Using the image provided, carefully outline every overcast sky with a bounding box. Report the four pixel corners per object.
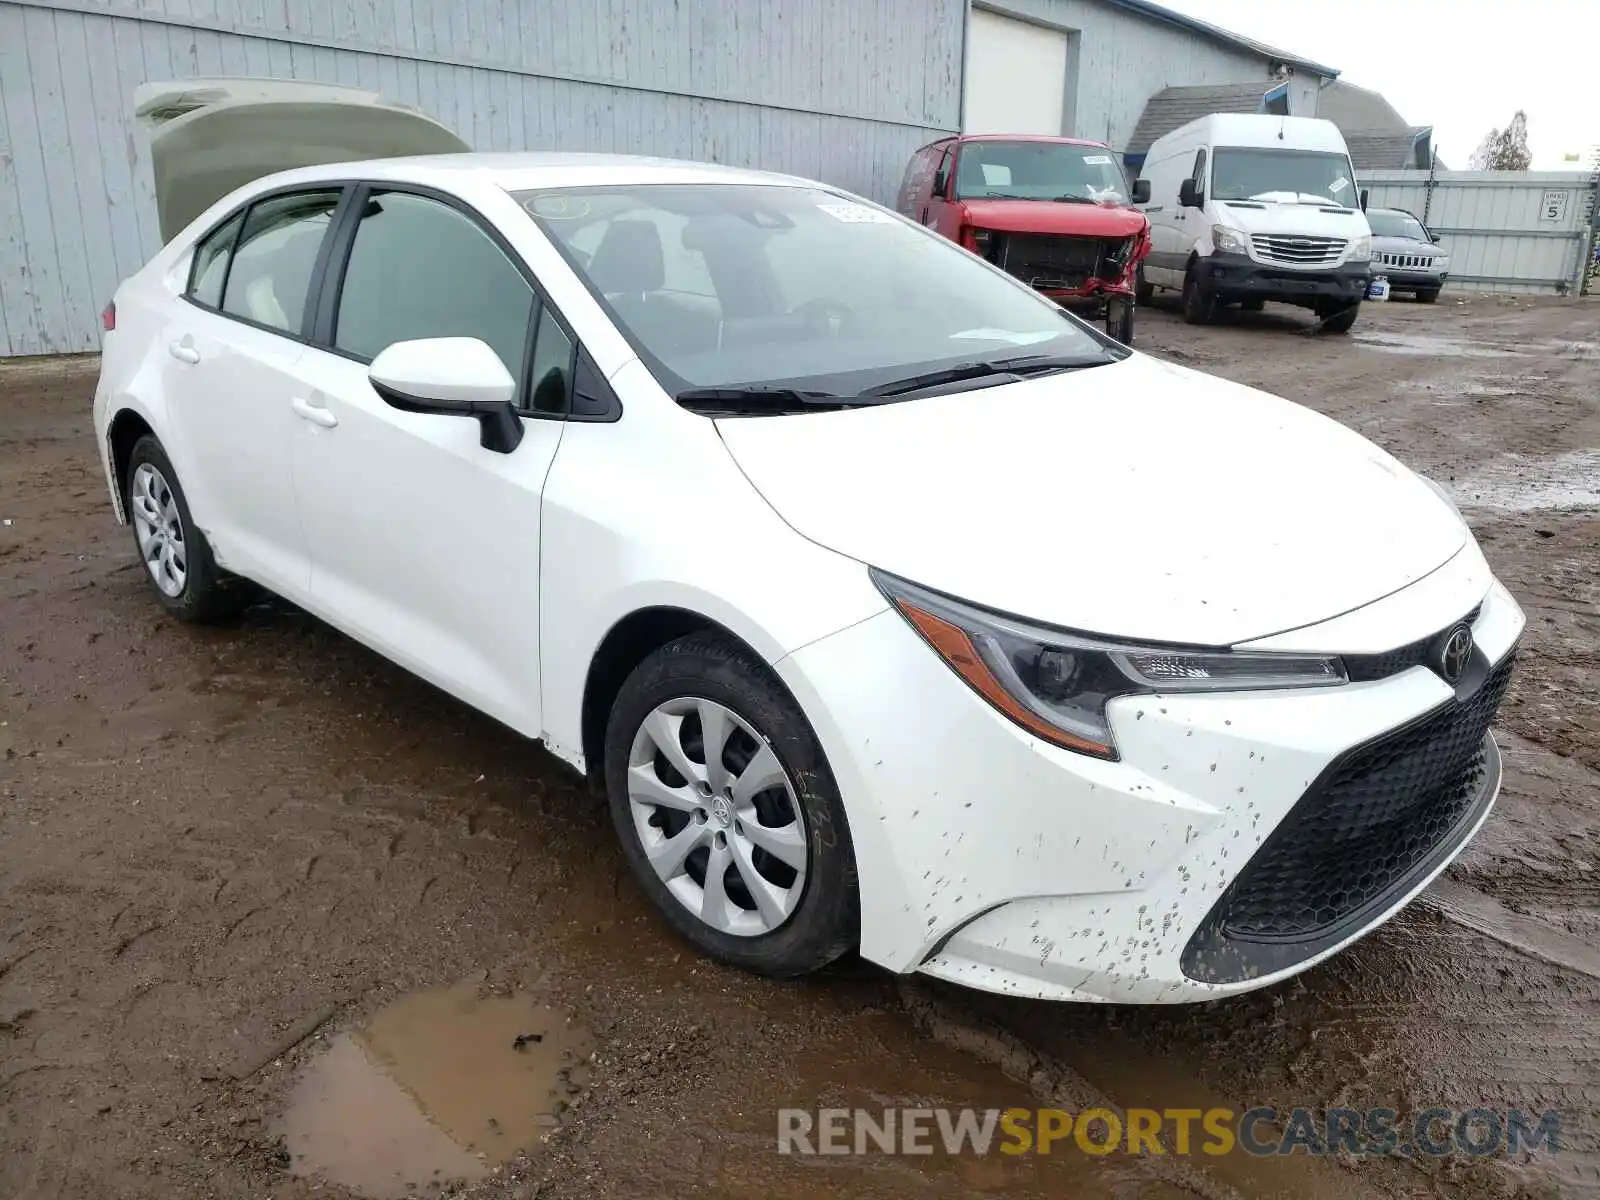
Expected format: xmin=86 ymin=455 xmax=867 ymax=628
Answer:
xmin=1156 ymin=0 xmax=1597 ymax=170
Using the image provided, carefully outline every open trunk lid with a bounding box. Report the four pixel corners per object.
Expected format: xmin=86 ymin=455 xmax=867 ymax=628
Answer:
xmin=136 ymin=78 xmax=470 ymax=242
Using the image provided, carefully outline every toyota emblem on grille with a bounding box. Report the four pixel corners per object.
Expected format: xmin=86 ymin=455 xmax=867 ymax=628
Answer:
xmin=1435 ymin=624 xmax=1474 ymax=683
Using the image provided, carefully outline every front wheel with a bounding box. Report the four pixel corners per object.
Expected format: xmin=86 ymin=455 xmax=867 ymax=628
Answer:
xmin=1181 ymin=273 xmax=1216 ymax=325
xmin=1415 ymin=288 xmax=1440 ymax=304
xmin=1106 ymin=296 xmax=1135 ymax=345
xmin=1316 ymin=302 xmax=1361 ymax=333
xmin=603 ymin=633 xmax=859 ymax=977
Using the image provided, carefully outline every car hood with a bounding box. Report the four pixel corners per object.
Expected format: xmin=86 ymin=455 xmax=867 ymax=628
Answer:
xmin=714 ymin=354 xmax=1468 ymax=646
xmin=1213 ymin=200 xmax=1370 ymax=238
xmin=958 ymin=198 xmax=1146 ymax=238
xmin=1372 ymin=235 xmax=1442 ymax=256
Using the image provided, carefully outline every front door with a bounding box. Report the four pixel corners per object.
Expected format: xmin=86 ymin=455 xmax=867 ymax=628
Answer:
xmin=291 ymin=187 xmax=568 ymax=735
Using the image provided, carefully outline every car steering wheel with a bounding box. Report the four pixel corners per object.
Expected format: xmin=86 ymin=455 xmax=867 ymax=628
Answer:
xmin=791 ymin=297 xmax=856 ymax=339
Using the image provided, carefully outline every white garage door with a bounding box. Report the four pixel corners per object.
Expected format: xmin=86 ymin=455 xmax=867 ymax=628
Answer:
xmin=963 ymin=9 xmax=1070 ymax=136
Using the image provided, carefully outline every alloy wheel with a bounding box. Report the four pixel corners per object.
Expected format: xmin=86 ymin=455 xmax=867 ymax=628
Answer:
xmin=626 ymin=696 xmax=809 ymax=937
xmin=129 ymin=462 xmax=187 ymax=597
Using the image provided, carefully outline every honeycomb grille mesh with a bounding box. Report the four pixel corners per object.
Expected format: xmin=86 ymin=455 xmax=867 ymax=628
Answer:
xmin=1219 ymin=655 xmax=1515 ymax=940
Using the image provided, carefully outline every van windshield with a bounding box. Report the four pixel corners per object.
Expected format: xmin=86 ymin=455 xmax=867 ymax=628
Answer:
xmin=517 ymin=183 xmax=1117 ymax=408
xmin=1210 ymin=148 xmax=1358 ymax=207
xmin=953 ymin=141 xmax=1129 ymax=204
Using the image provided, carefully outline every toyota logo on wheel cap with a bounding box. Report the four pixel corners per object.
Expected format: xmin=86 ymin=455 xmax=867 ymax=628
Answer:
xmin=1435 ymin=624 xmax=1474 ymax=683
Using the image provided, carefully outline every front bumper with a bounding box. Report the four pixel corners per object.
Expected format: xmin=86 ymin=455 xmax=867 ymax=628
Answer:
xmin=1380 ymin=268 xmax=1448 ymax=290
xmin=775 ymin=551 xmax=1524 ymax=1003
xmin=1199 ymin=251 xmax=1370 ymax=305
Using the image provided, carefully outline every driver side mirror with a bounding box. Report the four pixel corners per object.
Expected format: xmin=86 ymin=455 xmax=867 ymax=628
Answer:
xmin=369 ymin=337 xmax=524 ymax=455
xmin=1178 ymin=178 xmax=1203 ymax=209
xmin=1131 ymin=178 xmax=1151 ymax=204
xmin=932 ymin=168 xmax=949 ymax=199
xmin=1359 ymin=188 xmax=1370 ymax=211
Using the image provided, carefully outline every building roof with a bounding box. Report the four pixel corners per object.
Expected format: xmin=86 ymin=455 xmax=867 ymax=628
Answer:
xmin=1315 ymin=81 xmax=1408 ymax=131
xmin=1124 ymin=82 xmax=1274 ymax=154
xmin=1344 ymin=129 xmax=1433 ymax=171
xmin=1095 ymin=0 xmax=1339 ymax=79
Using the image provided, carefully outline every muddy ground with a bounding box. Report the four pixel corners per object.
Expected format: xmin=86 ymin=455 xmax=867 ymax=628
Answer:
xmin=2 ymin=295 xmax=1597 ymax=1200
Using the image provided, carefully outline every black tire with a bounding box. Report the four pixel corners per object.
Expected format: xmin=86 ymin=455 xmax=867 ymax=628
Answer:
xmin=124 ymin=434 xmax=254 ymax=622
xmin=1239 ymin=297 xmax=1266 ymax=312
xmin=1316 ymin=302 xmax=1361 ymax=334
xmin=1415 ymin=288 xmax=1440 ymax=304
xmin=1106 ymin=296 xmax=1134 ymax=345
xmin=603 ymin=632 xmax=859 ymax=977
xmin=1134 ymin=266 xmax=1154 ymax=305
xmin=1181 ymin=271 xmax=1216 ymax=325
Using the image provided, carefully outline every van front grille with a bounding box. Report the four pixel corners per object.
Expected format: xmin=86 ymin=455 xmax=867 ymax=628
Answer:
xmin=1251 ymin=234 xmax=1346 ymax=267
xmin=997 ymin=234 xmax=1125 ymax=291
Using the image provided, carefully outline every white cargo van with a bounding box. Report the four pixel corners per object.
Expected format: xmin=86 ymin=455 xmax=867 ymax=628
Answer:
xmin=1133 ymin=115 xmax=1372 ymax=332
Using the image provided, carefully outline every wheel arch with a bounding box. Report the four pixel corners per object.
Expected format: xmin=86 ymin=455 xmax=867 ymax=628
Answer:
xmin=579 ymin=605 xmax=773 ymax=784
xmin=106 ymin=407 xmax=158 ymax=521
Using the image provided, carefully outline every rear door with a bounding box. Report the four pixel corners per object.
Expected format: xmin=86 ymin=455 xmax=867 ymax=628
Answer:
xmin=289 ymin=185 xmax=571 ymax=735
xmin=162 ymin=185 xmax=346 ymax=593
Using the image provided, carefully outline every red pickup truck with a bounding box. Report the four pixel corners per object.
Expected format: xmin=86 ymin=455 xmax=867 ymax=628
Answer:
xmin=896 ymin=134 xmax=1151 ymax=344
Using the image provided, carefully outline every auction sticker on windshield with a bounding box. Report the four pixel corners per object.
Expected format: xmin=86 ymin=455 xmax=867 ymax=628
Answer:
xmin=816 ymin=202 xmax=896 ymax=224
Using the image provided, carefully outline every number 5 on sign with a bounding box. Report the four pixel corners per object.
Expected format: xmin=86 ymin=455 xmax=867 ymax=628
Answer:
xmin=1540 ymin=190 xmax=1569 ymax=222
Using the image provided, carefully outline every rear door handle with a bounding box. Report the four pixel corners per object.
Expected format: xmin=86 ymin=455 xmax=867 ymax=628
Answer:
xmin=168 ymin=338 xmax=200 ymax=364
xmin=291 ymin=396 xmax=338 ymax=429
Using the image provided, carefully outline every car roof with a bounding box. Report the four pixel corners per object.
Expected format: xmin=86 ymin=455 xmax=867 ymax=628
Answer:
xmin=241 ymin=151 xmax=827 ymax=196
xmin=914 ymin=134 xmax=1112 ymax=153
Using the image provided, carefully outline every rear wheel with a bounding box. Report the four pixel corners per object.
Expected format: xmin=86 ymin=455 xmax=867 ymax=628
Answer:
xmin=1134 ymin=266 xmax=1154 ymax=305
xmin=603 ymin=633 xmax=859 ymax=977
xmin=125 ymin=435 xmax=253 ymax=622
xmin=1415 ymin=288 xmax=1440 ymax=304
xmin=1181 ymin=272 xmax=1216 ymax=325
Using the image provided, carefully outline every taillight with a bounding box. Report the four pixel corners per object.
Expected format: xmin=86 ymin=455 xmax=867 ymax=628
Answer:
xmin=101 ymin=301 xmax=116 ymax=332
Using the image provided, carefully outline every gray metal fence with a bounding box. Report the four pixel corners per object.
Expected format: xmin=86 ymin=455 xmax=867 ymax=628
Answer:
xmin=1359 ymin=169 xmax=1599 ymax=296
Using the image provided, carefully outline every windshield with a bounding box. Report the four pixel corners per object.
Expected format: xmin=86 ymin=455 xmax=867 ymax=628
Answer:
xmin=517 ymin=183 xmax=1115 ymax=402
xmin=953 ymin=140 xmax=1129 ymax=203
xmin=1366 ymin=210 xmax=1429 ymax=241
xmin=1210 ymin=148 xmax=1358 ymax=207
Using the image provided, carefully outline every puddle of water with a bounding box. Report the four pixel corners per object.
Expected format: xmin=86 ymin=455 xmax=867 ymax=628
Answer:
xmin=1450 ymin=449 xmax=1600 ymax=512
xmin=1353 ymin=331 xmax=1528 ymax=358
xmin=283 ymin=980 xmax=591 ymax=1198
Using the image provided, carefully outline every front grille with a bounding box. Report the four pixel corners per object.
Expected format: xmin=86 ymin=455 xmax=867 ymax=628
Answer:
xmin=997 ymin=234 xmax=1123 ymax=290
xmin=1344 ymin=605 xmax=1481 ymax=682
xmin=1251 ymin=234 xmax=1346 ymax=267
xmin=1216 ymin=653 xmax=1515 ymax=942
xmin=1376 ymin=251 xmax=1436 ymax=270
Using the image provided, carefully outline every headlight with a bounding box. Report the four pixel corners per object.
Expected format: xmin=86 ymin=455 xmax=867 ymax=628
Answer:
xmin=1433 ymin=255 xmax=1450 ymax=270
xmin=874 ymin=571 xmax=1347 ymax=760
xmin=1347 ymin=235 xmax=1372 ymax=262
xmin=1212 ymin=225 xmax=1249 ymax=255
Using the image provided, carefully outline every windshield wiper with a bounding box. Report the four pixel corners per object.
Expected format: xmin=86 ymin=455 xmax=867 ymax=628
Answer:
xmin=1053 ymin=194 xmax=1098 ymax=204
xmin=674 ymin=386 xmax=857 ymax=416
xmin=861 ymin=353 xmax=1109 ymax=399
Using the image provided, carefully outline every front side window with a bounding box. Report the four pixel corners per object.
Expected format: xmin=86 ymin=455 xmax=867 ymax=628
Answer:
xmin=188 ymin=212 xmax=243 ymax=308
xmin=1210 ymin=148 xmax=1359 ymax=207
xmin=334 ymin=191 xmax=535 ymax=381
xmin=221 ymin=190 xmax=341 ymax=334
xmin=518 ymin=183 xmax=1113 ymax=402
xmin=954 ymin=140 xmax=1130 ymax=204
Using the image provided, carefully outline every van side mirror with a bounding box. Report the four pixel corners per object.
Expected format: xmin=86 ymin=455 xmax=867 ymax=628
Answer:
xmin=1131 ymin=178 xmax=1151 ymax=204
xmin=933 ymin=168 xmax=949 ymax=198
xmin=369 ymin=336 xmax=524 ymax=454
xmin=1359 ymin=188 xmax=1370 ymax=211
xmin=1178 ymin=178 xmax=1203 ymax=208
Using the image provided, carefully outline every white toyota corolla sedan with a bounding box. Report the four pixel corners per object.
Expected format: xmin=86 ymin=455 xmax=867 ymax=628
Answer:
xmin=94 ymin=129 xmax=1524 ymax=1002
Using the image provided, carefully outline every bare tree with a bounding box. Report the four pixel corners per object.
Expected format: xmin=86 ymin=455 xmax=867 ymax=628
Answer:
xmin=1469 ymin=112 xmax=1533 ymax=171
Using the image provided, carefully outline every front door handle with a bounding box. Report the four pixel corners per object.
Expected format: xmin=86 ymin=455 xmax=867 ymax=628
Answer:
xmin=168 ymin=337 xmax=200 ymax=364
xmin=291 ymin=396 xmax=338 ymax=429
